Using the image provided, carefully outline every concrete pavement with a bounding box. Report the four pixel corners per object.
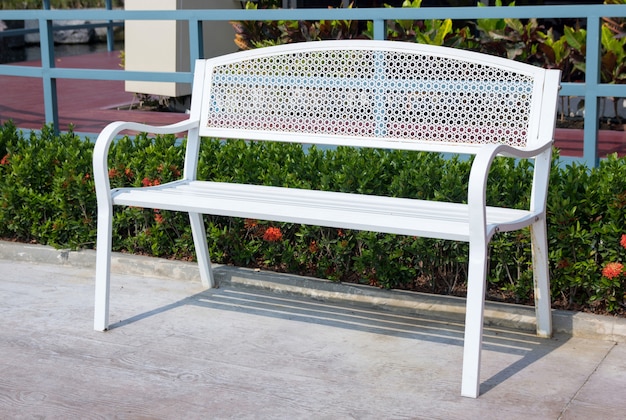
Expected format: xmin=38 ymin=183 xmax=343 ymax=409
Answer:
xmin=0 ymin=241 xmax=625 ymax=419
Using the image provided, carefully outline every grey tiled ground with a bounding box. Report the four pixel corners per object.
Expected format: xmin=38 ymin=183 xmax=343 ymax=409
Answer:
xmin=0 ymin=249 xmax=625 ymax=418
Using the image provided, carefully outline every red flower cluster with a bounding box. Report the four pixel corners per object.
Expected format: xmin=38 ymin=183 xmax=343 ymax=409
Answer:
xmin=142 ymin=177 xmax=161 ymax=187
xmin=244 ymin=219 xmax=259 ymax=229
xmin=602 ymin=262 xmax=624 ymax=279
xmin=108 ymin=167 xmax=134 ymax=180
xmin=154 ymin=209 xmax=164 ymax=225
xmin=263 ymin=226 xmax=283 ymax=242
xmin=157 ymin=163 xmax=181 ymax=178
xmin=600 ymin=235 xmax=626 ymax=279
xmin=0 ymin=154 xmax=9 ymax=165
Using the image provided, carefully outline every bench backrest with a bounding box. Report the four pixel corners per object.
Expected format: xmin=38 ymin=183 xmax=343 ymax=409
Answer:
xmin=192 ymin=40 xmax=560 ymax=156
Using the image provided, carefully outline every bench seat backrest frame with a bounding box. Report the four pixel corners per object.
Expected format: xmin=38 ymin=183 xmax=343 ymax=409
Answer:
xmin=192 ymin=40 xmax=557 ymax=156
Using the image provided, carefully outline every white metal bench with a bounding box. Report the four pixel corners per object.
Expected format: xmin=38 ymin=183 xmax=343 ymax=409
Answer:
xmin=93 ymin=40 xmax=560 ymax=398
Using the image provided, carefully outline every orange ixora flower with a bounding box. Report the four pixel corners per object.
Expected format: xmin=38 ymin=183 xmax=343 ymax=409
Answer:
xmin=620 ymin=234 xmax=626 ymax=250
xmin=263 ymin=226 xmax=283 ymax=242
xmin=170 ymin=165 xmax=181 ymax=177
xmin=602 ymin=262 xmax=624 ymax=279
xmin=154 ymin=209 xmax=164 ymax=225
xmin=142 ymin=177 xmax=160 ymax=187
xmin=1 ymin=154 xmax=10 ymax=165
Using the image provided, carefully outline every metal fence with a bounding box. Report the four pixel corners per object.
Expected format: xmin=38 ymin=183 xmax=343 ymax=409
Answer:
xmin=2 ymin=3 xmax=626 ymax=166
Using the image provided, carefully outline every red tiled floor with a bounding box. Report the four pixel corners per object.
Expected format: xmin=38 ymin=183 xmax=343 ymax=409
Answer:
xmin=0 ymin=51 xmax=186 ymax=134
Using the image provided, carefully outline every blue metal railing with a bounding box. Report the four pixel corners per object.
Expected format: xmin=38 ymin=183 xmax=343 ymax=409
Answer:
xmin=40 ymin=0 xmax=119 ymax=52
xmin=1 ymin=4 xmax=626 ymax=166
xmin=0 ymin=0 xmax=120 ymax=51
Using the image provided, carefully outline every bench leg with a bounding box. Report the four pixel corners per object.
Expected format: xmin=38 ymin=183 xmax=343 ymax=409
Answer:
xmin=461 ymin=241 xmax=488 ymax=398
xmin=94 ymin=203 xmax=113 ymax=331
xmin=530 ymin=217 xmax=552 ymax=338
xmin=189 ymin=212 xmax=214 ymax=288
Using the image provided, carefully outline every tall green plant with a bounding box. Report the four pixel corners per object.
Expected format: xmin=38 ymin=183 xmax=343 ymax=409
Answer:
xmin=232 ymin=1 xmax=363 ymax=50
xmin=232 ymin=1 xmax=283 ymax=50
xmin=600 ymin=24 xmax=626 ymax=122
xmin=376 ymin=0 xmax=475 ymax=48
xmin=474 ymin=1 xmax=550 ymax=66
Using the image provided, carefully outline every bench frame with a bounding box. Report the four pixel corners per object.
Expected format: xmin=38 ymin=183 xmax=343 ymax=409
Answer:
xmin=93 ymin=40 xmax=560 ymax=398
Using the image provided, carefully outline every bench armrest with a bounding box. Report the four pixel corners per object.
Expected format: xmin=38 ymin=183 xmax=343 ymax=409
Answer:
xmin=468 ymin=142 xmax=552 ymax=241
xmin=93 ymin=119 xmax=200 ymax=209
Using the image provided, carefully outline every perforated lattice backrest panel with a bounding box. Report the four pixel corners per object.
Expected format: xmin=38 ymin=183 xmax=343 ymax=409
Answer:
xmin=206 ymin=47 xmax=536 ymax=147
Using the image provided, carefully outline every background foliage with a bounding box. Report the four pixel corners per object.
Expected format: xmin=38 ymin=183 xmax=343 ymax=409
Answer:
xmin=232 ymin=0 xmax=626 ymax=121
xmin=1 ymin=121 xmax=625 ymax=315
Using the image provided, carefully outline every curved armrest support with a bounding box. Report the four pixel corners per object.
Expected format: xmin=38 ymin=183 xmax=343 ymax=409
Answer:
xmin=93 ymin=119 xmax=199 ymax=209
xmin=467 ymin=141 xmax=553 ymax=242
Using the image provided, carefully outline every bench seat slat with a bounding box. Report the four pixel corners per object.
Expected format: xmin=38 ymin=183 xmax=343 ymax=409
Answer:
xmin=112 ymin=180 xmax=536 ymax=241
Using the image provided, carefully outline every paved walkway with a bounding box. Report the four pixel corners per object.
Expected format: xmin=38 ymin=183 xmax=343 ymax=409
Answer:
xmin=0 ymin=242 xmax=625 ymax=419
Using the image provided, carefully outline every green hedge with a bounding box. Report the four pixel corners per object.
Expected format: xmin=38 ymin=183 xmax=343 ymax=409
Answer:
xmin=1 ymin=121 xmax=625 ymax=314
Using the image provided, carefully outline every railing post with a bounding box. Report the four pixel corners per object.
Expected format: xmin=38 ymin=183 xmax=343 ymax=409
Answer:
xmin=39 ymin=16 xmax=59 ymax=134
xmin=189 ymin=18 xmax=204 ymax=64
xmin=584 ymin=15 xmax=602 ymax=167
xmin=106 ymin=0 xmax=115 ymax=52
xmin=372 ymin=18 xmax=386 ymax=40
